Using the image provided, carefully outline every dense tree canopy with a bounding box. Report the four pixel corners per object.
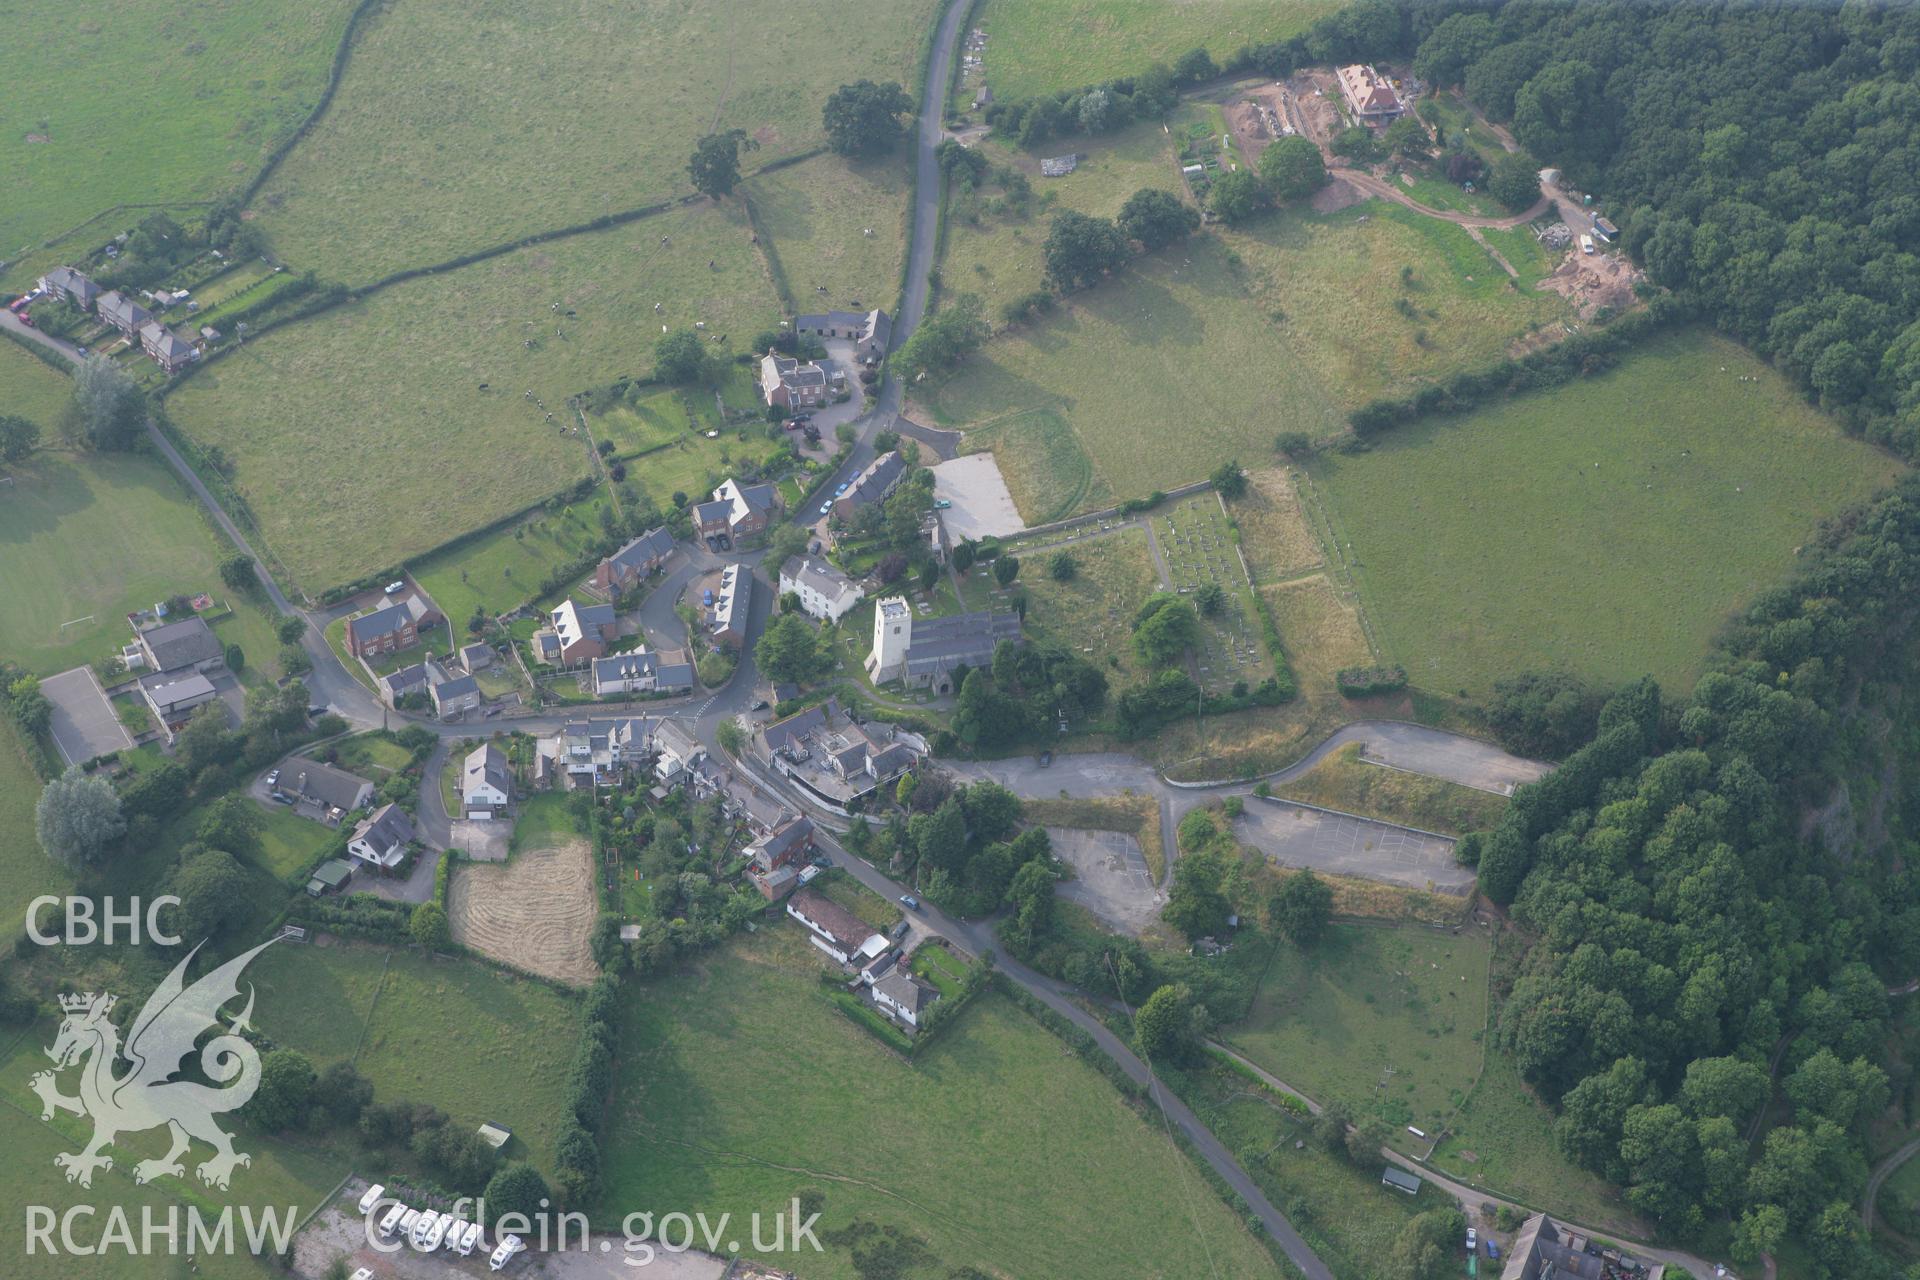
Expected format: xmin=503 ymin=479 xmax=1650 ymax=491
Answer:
xmin=822 ymin=80 xmax=914 ymax=157
xmin=1258 ymin=135 xmax=1329 ymax=202
xmin=1116 ymin=188 xmax=1200 ymax=250
xmin=1042 ymin=210 xmax=1130 ymax=292
xmin=688 ymin=128 xmax=755 ymax=199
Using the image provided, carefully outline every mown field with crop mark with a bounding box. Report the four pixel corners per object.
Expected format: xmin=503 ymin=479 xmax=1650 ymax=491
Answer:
xmin=166 ymin=204 xmax=781 ymax=592
xmin=251 ymin=0 xmax=941 ymax=280
xmin=747 ymin=151 xmax=912 ymax=315
xmin=1312 ymin=327 xmax=1905 ymax=695
xmin=604 ymin=926 xmax=1277 ymax=1279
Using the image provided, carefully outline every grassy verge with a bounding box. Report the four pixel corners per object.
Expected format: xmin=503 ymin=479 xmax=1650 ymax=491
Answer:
xmin=1271 ymin=742 xmax=1507 ymax=836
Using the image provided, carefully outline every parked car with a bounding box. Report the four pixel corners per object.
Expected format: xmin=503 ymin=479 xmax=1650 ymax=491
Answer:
xmin=307 ymin=706 xmax=327 ymax=718
xmin=74 ymin=346 xmax=86 ymax=356
xmin=17 ymin=311 xmax=31 ymax=328
xmin=270 ymin=792 xmax=294 ymax=805
xmin=933 ymin=498 xmax=952 ymax=509
xmin=1465 ymin=1227 xmax=1477 ymax=1253
xmin=384 ymin=580 xmax=405 ymax=594
xmin=1485 ymin=1240 xmax=1500 ymax=1261
xmin=265 ymin=769 xmax=280 ymax=788
xmin=834 ymin=482 xmax=849 ymax=496
xmin=899 ymin=895 xmax=921 ymax=911
xmin=819 ymin=501 xmax=833 ymax=515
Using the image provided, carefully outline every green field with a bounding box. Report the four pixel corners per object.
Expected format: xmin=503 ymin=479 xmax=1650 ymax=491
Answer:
xmin=973 ymin=0 xmax=1339 ymax=102
xmin=413 ymin=492 xmax=621 ymax=625
xmin=0 ymin=719 xmax=63 ymax=940
xmin=251 ymin=942 xmax=580 ymax=1172
xmin=1179 ymin=1060 xmax=1449 ymax=1280
xmin=748 ymin=151 xmax=912 ymax=315
xmin=166 ymin=203 xmax=782 ymax=592
xmin=1221 ymin=924 xmax=1490 ymax=1141
xmin=0 ymin=452 xmax=287 ymax=677
xmin=1311 ymin=328 xmax=1905 ymax=695
xmin=0 ymin=1027 xmax=348 ymax=1280
xmin=0 ymin=337 xmax=72 ymax=433
xmin=929 ymin=233 xmax=1342 ymax=512
xmin=957 ymin=409 xmax=1111 ymax=523
xmin=1272 ymin=743 xmax=1508 ymax=836
xmin=1223 ymin=201 xmax=1569 ymax=411
xmin=604 ymin=926 xmax=1276 ymax=1278
xmin=0 ymin=0 xmax=356 ymax=288
xmin=1149 ymin=492 xmax=1276 ymax=693
xmin=251 ymin=0 xmax=942 ymax=280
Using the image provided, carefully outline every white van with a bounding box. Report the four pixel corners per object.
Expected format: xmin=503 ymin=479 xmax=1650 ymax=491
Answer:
xmin=357 ymin=1183 xmax=386 ymax=1215
xmin=489 ymin=1234 xmax=525 ymax=1271
xmin=1580 ymin=233 xmax=1596 ymax=255
xmin=378 ymin=1203 xmax=409 ymax=1238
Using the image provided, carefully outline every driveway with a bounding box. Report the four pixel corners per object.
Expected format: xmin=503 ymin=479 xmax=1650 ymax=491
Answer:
xmin=41 ymin=667 xmax=134 ymax=765
xmin=1235 ymin=797 xmax=1470 ymax=895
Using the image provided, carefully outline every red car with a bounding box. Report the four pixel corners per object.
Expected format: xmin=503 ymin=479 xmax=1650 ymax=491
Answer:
xmin=8 ymin=297 xmax=29 ymax=313
xmin=16 ymin=310 xmax=32 ymax=328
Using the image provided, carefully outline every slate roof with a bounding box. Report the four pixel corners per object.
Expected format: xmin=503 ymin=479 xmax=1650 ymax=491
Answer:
xmin=463 ymin=742 xmax=511 ymax=796
xmin=347 ymin=602 xmax=413 ymax=645
xmin=146 ymin=673 xmax=217 ymax=716
xmin=787 ymin=887 xmax=883 ymax=957
xmin=290 ymin=759 xmax=373 ymax=812
xmin=692 ymin=499 xmax=732 ymax=527
xmin=900 ymin=609 xmax=1022 ymax=680
xmin=750 ymin=814 xmax=814 ymax=866
xmin=780 ymin=556 xmax=859 ymax=601
xmin=839 ymin=450 xmax=905 ymax=510
xmin=138 ymin=616 xmax=222 ymax=672
xmin=380 ymin=663 xmax=433 ymax=699
xmin=96 ymin=290 xmax=150 ymax=331
xmin=432 ymin=673 xmax=479 ymax=704
xmin=874 ymin=969 xmax=938 ymax=1017
xmin=604 ymin=526 xmax=675 ymax=574
xmin=351 ymin=802 xmax=414 ymax=855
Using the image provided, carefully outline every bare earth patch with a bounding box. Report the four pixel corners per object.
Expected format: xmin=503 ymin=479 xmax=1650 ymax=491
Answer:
xmin=449 ymin=840 xmax=598 ymax=986
xmin=1539 ymin=250 xmax=1644 ymax=320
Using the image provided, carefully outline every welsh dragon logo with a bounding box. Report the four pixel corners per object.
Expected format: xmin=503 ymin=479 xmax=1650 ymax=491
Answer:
xmin=31 ymin=938 xmax=277 ymax=1190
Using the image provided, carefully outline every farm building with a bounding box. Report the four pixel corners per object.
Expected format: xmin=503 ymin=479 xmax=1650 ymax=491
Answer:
xmin=778 ymin=556 xmax=864 ymax=623
xmin=1380 ymin=1167 xmax=1421 ymax=1195
xmin=792 ymin=307 xmax=893 ymax=364
xmin=1336 ymin=64 xmax=1403 ymax=121
xmin=865 ymin=597 xmax=1022 ymax=691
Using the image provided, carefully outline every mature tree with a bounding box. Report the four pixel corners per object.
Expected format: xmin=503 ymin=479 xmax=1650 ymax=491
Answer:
xmin=766 ymin=522 xmax=811 ymax=567
xmin=1043 ymin=211 xmax=1130 ymax=292
xmin=36 ymin=768 xmax=125 ymax=870
xmin=170 ymin=849 xmax=251 ymax=941
xmin=951 ymin=668 xmax=1026 ymax=748
xmin=993 ymin=555 xmax=1020 ymax=587
xmin=1134 ymin=983 xmax=1205 ymax=1064
xmin=960 ymin=781 xmax=1023 ymax=843
xmin=1784 ymin=1049 xmax=1888 ymax=1130
xmin=1076 ymin=86 xmax=1124 ymax=134
xmin=1132 ymin=593 xmax=1199 ymax=666
xmin=0 ymin=413 xmax=40 ymax=463
xmin=1679 ymin=1055 xmax=1770 ymax=1127
xmin=1048 ymin=551 xmax=1077 ymax=582
xmin=1116 ymin=188 xmax=1199 ymax=251
xmin=1193 ymin=582 xmax=1226 ymax=616
xmin=219 ymin=553 xmax=256 ymax=594
xmin=654 ymin=329 xmax=708 ymax=385
xmin=1386 ymin=1207 xmax=1466 ymax=1280
xmin=823 ymin=80 xmax=914 ymax=157
xmin=196 ymin=794 xmax=260 ymax=857
xmin=951 ymin=540 xmax=976 ymax=574
xmin=1163 ymin=845 xmax=1231 ymax=940
xmin=483 ymin=1163 xmax=551 ymax=1228
xmin=1269 ymin=870 xmax=1333 ymax=946
xmin=8 ymin=674 xmax=51 ymax=736
xmin=410 ymin=903 xmax=451 ymax=951
xmin=1004 ymin=858 xmax=1055 ymax=947
xmin=755 ymin=613 xmax=829 ymax=686
xmin=1411 ymin=12 xmax=1499 ymax=87
xmin=688 ymin=128 xmax=756 ymax=199
xmin=122 ymin=760 xmax=190 ymax=822
xmin=1259 ymin=136 xmax=1327 ymax=202
xmin=68 ymin=354 xmax=145 ymax=451
xmin=314 ymin=1060 xmax=373 ymax=1126
xmin=1731 ymin=1204 xmax=1787 ymax=1266
xmin=1173 ymin=47 xmax=1217 ymax=84
xmin=1207 ymin=169 xmax=1267 ymax=225
xmin=1487 ymin=152 xmax=1540 ymax=211
xmin=244 ymin=1049 xmax=316 ymax=1132
xmin=275 ymin=614 xmax=308 ymax=645
xmin=912 ymin=797 xmax=969 ymax=877
xmin=1210 ymin=459 xmax=1247 ymax=498
xmin=1382 ymin=116 xmax=1427 ymax=157
xmin=892 ymin=292 xmax=988 ymax=382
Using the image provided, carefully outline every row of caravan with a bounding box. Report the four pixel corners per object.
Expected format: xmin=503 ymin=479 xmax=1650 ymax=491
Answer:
xmin=360 ymin=1183 xmax=526 ymax=1271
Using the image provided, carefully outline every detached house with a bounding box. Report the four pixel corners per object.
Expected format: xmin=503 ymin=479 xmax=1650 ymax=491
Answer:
xmin=131 ymin=615 xmax=224 ymax=675
xmin=430 ymin=670 xmax=481 ymax=719
xmin=143 ymin=674 xmax=220 ymax=741
xmin=709 ymin=478 xmax=779 ymax=539
xmin=793 ymin=308 xmax=893 ymax=364
xmin=38 ymin=266 xmax=99 ymax=309
xmin=287 ymin=759 xmax=375 ymax=821
xmin=761 ymin=697 xmax=922 ymax=813
xmin=779 ymin=556 xmax=864 ymax=623
xmin=832 ymin=450 xmax=905 ymax=524
xmin=759 ymin=352 xmax=831 ymax=410
xmin=786 ymin=887 xmax=888 ymax=967
xmin=346 ymin=803 xmax=414 ymax=870
xmin=870 ymin=963 xmax=940 ymax=1029
xmin=591 ymin=647 xmax=695 ymax=697
xmin=96 ymin=290 xmax=151 ymax=336
xmin=461 ymin=742 xmax=512 ymax=818
xmin=346 ymin=593 xmax=443 ymax=658
xmin=1336 ymin=64 xmax=1403 ymax=122
xmin=535 ymin=598 xmax=618 ymax=666
xmin=139 ymin=321 xmax=195 ymax=373
xmin=748 ymin=814 xmax=814 ymax=873
xmin=593 ymin=527 xmax=675 ymax=596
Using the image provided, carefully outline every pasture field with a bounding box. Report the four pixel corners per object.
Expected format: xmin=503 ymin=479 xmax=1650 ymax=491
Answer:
xmin=0 ymin=336 xmax=72 ymax=433
xmin=1221 ymin=924 xmax=1491 ymax=1142
xmin=251 ymin=942 xmax=580 ymax=1172
xmin=1177 ymin=1060 xmax=1449 ymax=1280
xmin=252 ymin=0 xmax=941 ymax=280
xmin=0 ymin=1029 xmax=346 ymax=1280
xmin=1272 ymin=742 xmax=1508 ymax=836
xmin=166 ymin=203 xmax=781 ymax=592
xmin=0 ymin=0 xmax=356 ymax=286
xmin=938 ymin=115 xmax=1188 ymax=321
xmin=973 ymin=0 xmax=1339 ymax=102
xmin=748 ymin=151 xmax=912 ymax=315
xmin=604 ymin=926 xmax=1277 ymax=1279
xmin=1477 ymin=223 xmax=1561 ymax=290
xmin=612 ymin=422 xmax=790 ymax=515
xmin=1311 ymin=328 xmax=1905 ymax=695
xmin=0 ymin=719 xmax=63 ymax=940
xmin=413 ymin=492 xmax=619 ymax=624
xmin=928 ymin=233 xmax=1341 ymax=512
xmin=1429 ymin=1037 xmax=1638 ymax=1232
xmin=1151 ymin=493 xmax=1275 ymax=694
xmin=1221 ymin=201 xmax=1569 ymax=411
xmin=0 ymin=452 xmax=285 ymax=677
